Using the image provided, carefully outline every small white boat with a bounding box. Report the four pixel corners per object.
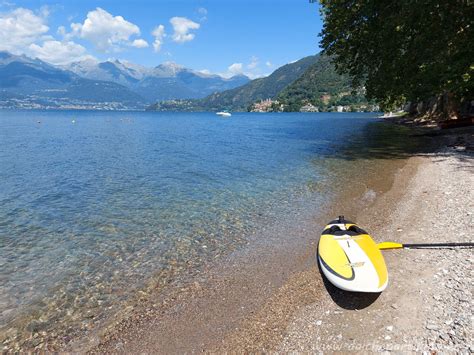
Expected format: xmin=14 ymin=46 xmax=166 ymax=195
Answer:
xmin=216 ymin=111 xmax=231 ymax=117
xmin=379 ymin=111 xmax=406 ymax=119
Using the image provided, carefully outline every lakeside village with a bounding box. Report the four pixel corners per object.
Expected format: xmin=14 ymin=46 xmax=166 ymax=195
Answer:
xmin=0 ymin=97 xmax=379 ymax=112
xmin=249 ymin=97 xmax=380 ymax=113
xmin=0 ymin=94 xmax=143 ymax=111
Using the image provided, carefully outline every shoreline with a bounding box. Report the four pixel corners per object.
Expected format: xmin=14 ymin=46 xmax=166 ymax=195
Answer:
xmin=279 ymin=136 xmax=473 ymax=352
xmin=2 ymin=113 xmax=395 ymax=352
xmin=89 ymin=126 xmax=472 ymax=353
xmin=5 ymin=121 xmax=470 ymax=352
xmin=83 ymin=124 xmax=464 ymax=353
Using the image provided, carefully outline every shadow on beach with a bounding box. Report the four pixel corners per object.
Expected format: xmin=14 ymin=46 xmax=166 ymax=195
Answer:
xmin=297 ymin=120 xmax=474 ymax=162
xmin=317 ymin=260 xmax=381 ymax=310
xmin=321 ymin=275 xmax=382 ymax=310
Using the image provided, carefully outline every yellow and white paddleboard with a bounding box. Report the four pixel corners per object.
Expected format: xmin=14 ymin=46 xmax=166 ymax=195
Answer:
xmin=317 ymin=216 xmax=388 ymax=293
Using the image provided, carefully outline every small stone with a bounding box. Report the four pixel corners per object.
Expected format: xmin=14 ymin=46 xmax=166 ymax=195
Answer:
xmin=458 ymin=295 xmax=469 ymax=302
xmin=426 ymin=324 xmax=439 ymax=331
xmin=384 ymin=335 xmax=391 ymax=340
xmin=391 ymin=304 xmax=398 ymax=309
xmin=386 ymin=326 xmax=393 ymax=331
xmin=316 ymin=320 xmax=322 ymax=326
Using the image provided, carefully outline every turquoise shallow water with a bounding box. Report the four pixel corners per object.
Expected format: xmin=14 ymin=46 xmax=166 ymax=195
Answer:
xmin=0 ymin=110 xmax=423 ymax=348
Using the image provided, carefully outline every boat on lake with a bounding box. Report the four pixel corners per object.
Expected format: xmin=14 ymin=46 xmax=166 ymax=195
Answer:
xmin=216 ymin=111 xmax=231 ymax=117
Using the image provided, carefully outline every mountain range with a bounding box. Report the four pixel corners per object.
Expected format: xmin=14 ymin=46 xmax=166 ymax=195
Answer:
xmin=147 ymin=55 xmax=318 ymax=111
xmin=64 ymin=59 xmax=249 ymax=102
xmin=0 ymin=51 xmax=249 ymax=109
xmin=0 ymin=51 xmax=374 ymax=112
xmin=147 ymin=54 xmax=373 ymax=112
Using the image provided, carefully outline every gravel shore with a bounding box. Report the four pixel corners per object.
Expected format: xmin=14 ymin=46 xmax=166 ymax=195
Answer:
xmin=278 ymin=144 xmax=473 ymax=352
xmin=88 ymin=127 xmax=473 ymax=353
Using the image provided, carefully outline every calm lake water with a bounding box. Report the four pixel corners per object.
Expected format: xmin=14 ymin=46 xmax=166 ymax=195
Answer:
xmin=0 ymin=110 xmax=423 ymax=349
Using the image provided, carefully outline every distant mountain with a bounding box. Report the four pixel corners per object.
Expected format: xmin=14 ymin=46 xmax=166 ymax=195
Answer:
xmin=64 ymin=59 xmax=147 ymax=87
xmin=65 ymin=59 xmax=250 ymax=102
xmin=0 ymin=52 xmax=147 ymax=109
xmin=148 ymin=54 xmax=374 ymax=112
xmin=0 ymin=51 xmax=250 ymax=110
xmin=147 ymin=55 xmax=319 ymax=111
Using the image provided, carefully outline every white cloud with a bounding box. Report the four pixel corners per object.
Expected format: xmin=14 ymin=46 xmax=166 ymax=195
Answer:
xmin=57 ymin=25 xmax=66 ymax=37
xmin=266 ymin=61 xmax=273 ymax=67
xmin=247 ymin=56 xmax=258 ymax=69
xmin=0 ymin=1 xmax=16 ymax=8
xmin=152 ymin=24 xmax=165 ymax=52
xmin=0 ymin=7 xmax=49 ymax=53
xmin=221 ymin=58 xmax=273 ymax=79
xmin=38 ymin=5 xmax=49 ymax=18
xmin=170 ymin=17 xmax=200 ymax=43
xmin=70 ymin=7 xmax=141 ymax=52
xmin=228 ymin=62 xmax=243 ymax=75
xmin=197 ymin=7 xmax=207 ymax=21
xmin=29 ymin=40 xmax=94 ymax=65
xmin=198 ymin=69 xmax=211 ymax=75
xmin=131 ymin=38 xmax=148 ymax=48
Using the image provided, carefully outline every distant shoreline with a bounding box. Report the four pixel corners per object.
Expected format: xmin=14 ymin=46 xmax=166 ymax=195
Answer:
xmin=0 ymin=107 xmax=382 ymax=114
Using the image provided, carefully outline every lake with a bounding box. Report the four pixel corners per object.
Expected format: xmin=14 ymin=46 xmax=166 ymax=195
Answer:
xmin=0 ymin=110 xmax=423 ymax=349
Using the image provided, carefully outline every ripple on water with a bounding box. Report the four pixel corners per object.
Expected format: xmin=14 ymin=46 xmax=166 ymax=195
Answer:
xmin=0 ymin=111 xmax=429 ymax=350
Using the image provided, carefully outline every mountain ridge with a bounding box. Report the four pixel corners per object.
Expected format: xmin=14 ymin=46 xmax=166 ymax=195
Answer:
xmin=0 ymin=51 xmax=250 ymax=109
xmin=63 ymin=58 xmax=250 ymax=102
xmin=147 ymin=54 xmax=375 ymax=112
xmin=147 ymin=54 xmax=319 ymax=111
xmin=0 ymin=52 xmax=146 ymax=109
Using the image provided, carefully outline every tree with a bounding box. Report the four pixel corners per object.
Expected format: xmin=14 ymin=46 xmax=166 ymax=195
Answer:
xmin=318 ymin=0 xmax=474 ymax=117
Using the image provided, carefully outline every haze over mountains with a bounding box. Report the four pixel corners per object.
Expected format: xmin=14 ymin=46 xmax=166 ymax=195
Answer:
xmin=0 ymin=51 xmax=249 ymax=109
xmin=0 ymin=51 xmax=374 ymax=112
xmin=64 ymin=59 xmax=250 ymax=102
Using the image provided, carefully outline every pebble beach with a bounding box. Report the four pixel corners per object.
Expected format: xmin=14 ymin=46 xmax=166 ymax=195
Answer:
xmin=91 ymin=127 xmax=473 ymax=353
xmin=279 ymin=142 xmax=474 ymax=352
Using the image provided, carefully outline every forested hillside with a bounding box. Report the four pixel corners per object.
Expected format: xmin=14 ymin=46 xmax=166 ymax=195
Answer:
xmin=277 ymin=54 xmax=370 ymax=111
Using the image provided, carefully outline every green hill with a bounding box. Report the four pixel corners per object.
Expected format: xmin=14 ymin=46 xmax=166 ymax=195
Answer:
xmin=277 ymin=54 xmax=371 ymax=111
xmin=148 ymin=54 xmax=376 ymax=112
xmin=147 ymin=55 xmax=318 ymax=111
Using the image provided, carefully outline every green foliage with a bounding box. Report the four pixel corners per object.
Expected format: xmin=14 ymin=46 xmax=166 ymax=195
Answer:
xmin=277 ymin=54 xmax=370 ymax=110
xmin=319 ymin=0 xmax=474 ymax=110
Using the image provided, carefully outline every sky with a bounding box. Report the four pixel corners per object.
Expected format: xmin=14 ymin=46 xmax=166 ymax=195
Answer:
xmin=0 ymin=0 xmax=323 ymax=78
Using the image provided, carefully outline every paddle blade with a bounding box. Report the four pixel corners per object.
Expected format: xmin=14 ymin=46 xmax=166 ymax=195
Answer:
xmin=377 ymin=242 xmax=403 ymax=250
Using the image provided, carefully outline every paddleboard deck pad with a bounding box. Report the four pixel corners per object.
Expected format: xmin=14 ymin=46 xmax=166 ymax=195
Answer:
xmin=317 ymin=216 xmax=388 ymax=293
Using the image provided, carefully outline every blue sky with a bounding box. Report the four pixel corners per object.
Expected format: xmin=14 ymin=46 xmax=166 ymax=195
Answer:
xmin=0 ymin=0 xmax=323 ymax=77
